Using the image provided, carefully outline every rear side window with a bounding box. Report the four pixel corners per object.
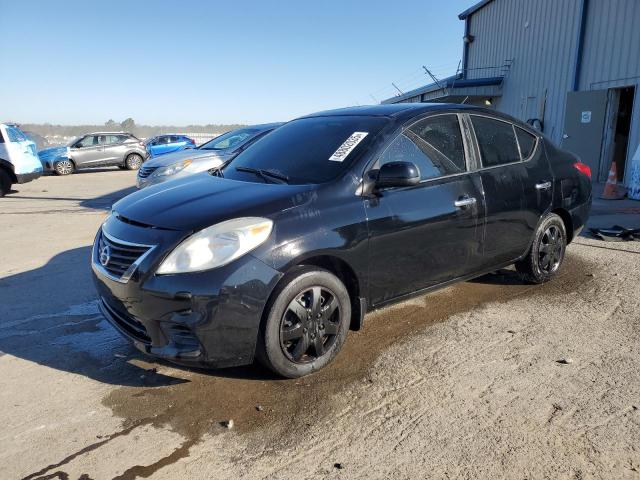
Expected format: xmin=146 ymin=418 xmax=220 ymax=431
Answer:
xmin=471 ymin=116 xmax=521 ymax=167
xmin=407 ymin=114 xmax=467 ymax=173
xmin=515 ymin=127 xmax=537 ymax=159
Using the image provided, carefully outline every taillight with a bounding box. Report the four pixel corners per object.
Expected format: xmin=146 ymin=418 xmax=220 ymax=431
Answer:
xmin=574 ymin=162 xmax=591 ymax=179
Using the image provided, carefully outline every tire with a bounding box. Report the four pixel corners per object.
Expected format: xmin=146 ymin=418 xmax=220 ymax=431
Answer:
xmin=125 ymin=153 xmax=143 ymax=170
xmin=54 ymin=159 xmax=75 ymax=175
xmin=0 ymin=168 xmax=12 ymax=197
xmin=257 ymin=266 xmax=351 ymax=378
xmin=515 ymin=213 xmax=567 ymax=284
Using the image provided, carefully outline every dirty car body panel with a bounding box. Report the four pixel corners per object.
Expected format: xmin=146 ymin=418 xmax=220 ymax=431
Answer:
xmin=91 ymin=104 xmax=592 ymax=369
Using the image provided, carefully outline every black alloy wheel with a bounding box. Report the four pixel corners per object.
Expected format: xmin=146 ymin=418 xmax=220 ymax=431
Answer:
xmin=538 ymin=225 xmax=564 ymax=274
xmin=258 ymin=267 xmax=351 ymax=378
xmin=516 ymin=213 xmax=567 ymax=284
xmin=280 ymin=286 xmax=341 ymax=363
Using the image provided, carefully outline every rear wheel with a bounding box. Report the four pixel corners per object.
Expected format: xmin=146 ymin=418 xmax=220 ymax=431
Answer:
xmin=258 ymin=267 xmax=351 ymax=378
xmin=54 ymin=159 xmax=74 ymax=175
xmin=0 ymin=168 xmax=12 ymax=196
xmin=515 ymin=213 xmax=567 ymax=284
xmin=125 ymin=153 xmax=143 ymax=170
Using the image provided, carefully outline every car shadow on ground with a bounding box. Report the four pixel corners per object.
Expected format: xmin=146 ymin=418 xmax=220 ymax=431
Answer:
xmin=0 ymin=246 xmax=282 ymax=388
xmin=0 ymin=246 xmax=531 ymax=388
xmin=79 ymin=185 xmax=136 ymax=210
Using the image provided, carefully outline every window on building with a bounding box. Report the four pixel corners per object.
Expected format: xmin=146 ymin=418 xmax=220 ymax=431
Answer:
xmin=471 ymin=116 xmax=521 ymax=167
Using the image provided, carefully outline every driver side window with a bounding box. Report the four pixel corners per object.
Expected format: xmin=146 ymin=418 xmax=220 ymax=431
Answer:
xmin=77 ymin=135 xmax=96 ymax=148
xmin=378 ymin=114 xmax=467 ymax=181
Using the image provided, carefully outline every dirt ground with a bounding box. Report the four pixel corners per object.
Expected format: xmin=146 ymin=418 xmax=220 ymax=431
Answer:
xmin=1 ymin=170 xmax=639 ymax=480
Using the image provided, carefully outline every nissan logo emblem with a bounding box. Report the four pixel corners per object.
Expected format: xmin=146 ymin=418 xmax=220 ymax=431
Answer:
xmin=99 ymin=245 xmax=111 ymax=267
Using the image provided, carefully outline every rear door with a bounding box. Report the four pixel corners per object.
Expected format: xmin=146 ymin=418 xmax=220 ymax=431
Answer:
xmin=103 ymin=135 xmax=128 ymax=165
xmin=468 ymin=114 xmax=551 ymax=267
xmin=166 ymin=135 xmax=187 ymax=154
xmin=365 ymin=113 xmax=485 ymax=305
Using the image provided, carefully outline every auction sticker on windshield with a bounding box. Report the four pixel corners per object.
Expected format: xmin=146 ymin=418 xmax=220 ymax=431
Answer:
xmin=329 ymin=132 xmax=368 ymax=162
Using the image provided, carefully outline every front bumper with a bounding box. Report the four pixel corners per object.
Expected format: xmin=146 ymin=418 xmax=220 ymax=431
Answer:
xmin=16 ymin=170 xmax=42 ymax=184
xmin=91 ymin=215 xmax=283 ymax=368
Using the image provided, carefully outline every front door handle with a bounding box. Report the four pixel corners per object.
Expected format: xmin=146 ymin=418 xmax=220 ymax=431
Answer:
xmin=535 ymin=181 xmax=552 ymax=191
xmin=454 ymin=196 xmax=477 ymax=208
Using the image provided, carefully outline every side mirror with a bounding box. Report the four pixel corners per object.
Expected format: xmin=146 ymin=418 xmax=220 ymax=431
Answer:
xmin=375 ymin=161 xmax=421 ymax=189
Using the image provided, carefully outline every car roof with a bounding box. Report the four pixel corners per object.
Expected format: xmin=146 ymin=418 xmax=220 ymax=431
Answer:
xmin=300 ymin=103 xmax=483 ymax=120
xmin=245 ymin=122 xmax=285 ymax=131
xmin=87 ymin=131 xmax=132 ymax=135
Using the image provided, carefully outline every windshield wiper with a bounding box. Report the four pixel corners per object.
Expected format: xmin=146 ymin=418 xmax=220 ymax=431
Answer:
xmin=208 ymin=159 xmax=232 ymax=177
xmin=235 ymin=166 xmax=289 ymax=184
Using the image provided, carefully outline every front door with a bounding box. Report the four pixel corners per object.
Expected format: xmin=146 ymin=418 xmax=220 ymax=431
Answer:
xmin=72 ymin=135 xmax=104 ymax=167
xmin=562 ymin=90 xmax=608 ymax=179
xmin=365 ymin=113 xmax=484 ymax=306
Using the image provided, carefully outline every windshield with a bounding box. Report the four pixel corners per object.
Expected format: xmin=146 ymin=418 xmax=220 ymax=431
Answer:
xmin=222 ymin=116 xmax=387 ymax=185
xmin=199 ymin=128 xmax=259 ymax=151
xmin=67 ymin=136 xmax=81 ymax=146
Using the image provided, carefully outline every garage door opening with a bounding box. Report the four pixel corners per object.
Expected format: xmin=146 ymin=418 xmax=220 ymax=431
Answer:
xmin=602 ymin=86 xmax=635 ymax=182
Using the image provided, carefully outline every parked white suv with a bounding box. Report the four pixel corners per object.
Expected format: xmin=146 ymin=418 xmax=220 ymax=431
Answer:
xmin=0 ymin=124 xmax=43 ymax=196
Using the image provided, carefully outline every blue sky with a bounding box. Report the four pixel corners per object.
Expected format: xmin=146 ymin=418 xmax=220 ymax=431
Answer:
xmin=0 ymin=0 xmax=472 ymax=125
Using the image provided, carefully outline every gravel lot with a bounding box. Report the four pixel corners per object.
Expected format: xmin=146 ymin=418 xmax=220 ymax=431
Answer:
xmin=1 ymin=170 xmax=639 ymax=479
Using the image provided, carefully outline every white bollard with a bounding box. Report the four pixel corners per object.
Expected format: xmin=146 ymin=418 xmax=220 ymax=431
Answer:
xmin=628 ymin=145 xmax=640 ymax=200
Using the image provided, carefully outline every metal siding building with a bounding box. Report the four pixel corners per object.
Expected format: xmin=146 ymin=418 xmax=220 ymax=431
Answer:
xmin=384 ymin=0 xmax=640 ymax=186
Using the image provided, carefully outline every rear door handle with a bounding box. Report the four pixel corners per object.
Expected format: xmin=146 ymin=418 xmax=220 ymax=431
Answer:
xmin=535 ymin=181 xmax=552 ymax=190
xmin=454 ymin=196 xmax=477 ymax=208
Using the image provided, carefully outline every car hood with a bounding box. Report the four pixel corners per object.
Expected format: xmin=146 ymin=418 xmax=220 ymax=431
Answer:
xmin=38 ymin=145 xmax=69 ymax=161
xmin=114 ymin=173 xmax=313 ymax=231
xmin=144 ymin=148 xmax=232 ymax=168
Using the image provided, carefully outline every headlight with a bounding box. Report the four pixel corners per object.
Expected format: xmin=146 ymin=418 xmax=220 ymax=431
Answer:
xmin=156 ymin=217 xmax=273 ymax=274
xmin=154 ymin=159 xmax=193 ymax=177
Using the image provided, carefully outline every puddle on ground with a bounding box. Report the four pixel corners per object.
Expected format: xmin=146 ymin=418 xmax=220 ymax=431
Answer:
xmin=27 ymin=256 xmax=595 ymax=479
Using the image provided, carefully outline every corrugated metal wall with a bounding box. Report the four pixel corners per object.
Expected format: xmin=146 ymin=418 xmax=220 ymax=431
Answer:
xmin=466 ymin=0 xmax=582 ymax=143
xmin=467 ymin=0 xmax=640 ymax=182
xmin=579 ymin=0 xmax=640 ymax=180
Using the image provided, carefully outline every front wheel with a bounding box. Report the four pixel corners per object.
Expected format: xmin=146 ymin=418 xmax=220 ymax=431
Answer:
xmin=125 ymin=153 xmax=143 ymax=170
xmin=258 ymin=267 xmax=351 ymax=378
xmin=54 ymin=159 xmax=75 ymax=175
xmin=515 ymin=213 xmax=567 ymax=284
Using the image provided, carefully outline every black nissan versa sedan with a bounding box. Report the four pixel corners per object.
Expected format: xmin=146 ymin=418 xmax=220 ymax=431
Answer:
xmin=91 ymin=104 xmax=592 ymax=378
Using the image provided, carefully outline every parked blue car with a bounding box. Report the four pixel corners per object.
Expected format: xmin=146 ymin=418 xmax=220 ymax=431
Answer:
xmin=145 ymin=134 xmax=195 ymax=158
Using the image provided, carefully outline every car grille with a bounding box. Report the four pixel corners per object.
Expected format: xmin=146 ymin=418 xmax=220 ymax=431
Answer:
xmin=138 ymin=166 xmax=158 ymax=178
xmin=97 ymin=231 xmax=151 ymax=281
xmin=101 ymin=297 xmax=151 ymax=344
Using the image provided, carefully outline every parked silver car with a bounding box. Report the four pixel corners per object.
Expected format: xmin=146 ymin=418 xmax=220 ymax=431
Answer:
xmin=136 ymin=123 xmax=282 ymax=189
xmin=38 ymin=132 xmax=147 ymax=175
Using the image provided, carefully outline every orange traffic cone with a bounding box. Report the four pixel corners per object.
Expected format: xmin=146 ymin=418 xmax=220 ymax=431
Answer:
xmin=601 ymin=161 xmax=627 ymax=200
